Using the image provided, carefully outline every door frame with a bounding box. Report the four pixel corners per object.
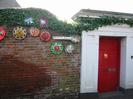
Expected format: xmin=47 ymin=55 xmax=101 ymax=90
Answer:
xmin=80 ymin=25 xmax=133 ymax=93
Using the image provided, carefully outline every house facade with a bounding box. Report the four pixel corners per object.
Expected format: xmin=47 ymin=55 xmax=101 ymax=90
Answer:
xmin=1 ymin=1 xmax=133 ymax=98
xmin=73 ymin=9 xmax=133 ymax=96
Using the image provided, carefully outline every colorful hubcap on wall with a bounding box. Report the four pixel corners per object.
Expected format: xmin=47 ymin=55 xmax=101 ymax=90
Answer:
xmin=0 ymin=27 xmax=6 ymax=41
xmin=29 ymin=27 xmax=40 ymax=37
xmin=50 ymin=42 xmax=64 ymax=55
xmin=13 ymin=26 xmax=27 ymax=40
xmin=40 ymin=31 xmax=51 ymax=42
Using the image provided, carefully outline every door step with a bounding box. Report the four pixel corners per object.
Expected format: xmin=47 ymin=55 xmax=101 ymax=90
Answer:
xmin=99 ymin=91 xmax=123 ymax=98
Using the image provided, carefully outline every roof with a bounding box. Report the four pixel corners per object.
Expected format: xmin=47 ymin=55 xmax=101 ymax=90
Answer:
xmin=72 ymin=9 xmax=133 ymax=20
xmin=0 ymin=0 xmax=20 ymax=8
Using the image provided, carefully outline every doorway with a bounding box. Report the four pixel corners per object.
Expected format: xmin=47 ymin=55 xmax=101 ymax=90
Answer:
xmin=98 ymin=37 xmax=121 ymax=93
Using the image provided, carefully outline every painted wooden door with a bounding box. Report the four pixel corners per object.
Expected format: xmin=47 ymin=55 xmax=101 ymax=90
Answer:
xmin=98 ymin=37 xmax=120 ymax=93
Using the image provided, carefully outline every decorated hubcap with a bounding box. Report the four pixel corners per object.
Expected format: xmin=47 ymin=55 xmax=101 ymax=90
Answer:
xmin=40 ymin=31 xmax=51 ymax=42
xmin=50 ymin=42 xmax=64 ymax=55
xmin=29 ymin=27 xmax=40 ymax=37
xmin=0 ymin=27 xmax=6 ymax=41
xmin=13 ymin=26 xmax=27 ymax=40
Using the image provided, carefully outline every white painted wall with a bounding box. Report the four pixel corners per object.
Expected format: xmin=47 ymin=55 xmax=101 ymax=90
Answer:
xmin=120 ymin=38 xmax=127 ymax=88
xmin=125 ymin=37 xmax=133 ymax=89
xmin=81 ymin=33 xmax=99 ymax=93
xmin=81 ymin=25 xmax=133 ymax=93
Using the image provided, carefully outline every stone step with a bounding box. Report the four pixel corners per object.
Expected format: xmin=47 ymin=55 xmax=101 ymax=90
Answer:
xmin=99 ymin=91 xmax=124 ymax=98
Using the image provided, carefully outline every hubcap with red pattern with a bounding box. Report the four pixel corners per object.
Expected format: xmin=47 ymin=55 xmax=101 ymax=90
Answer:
xmin=0 ymin=27 xmax=6 ymax=41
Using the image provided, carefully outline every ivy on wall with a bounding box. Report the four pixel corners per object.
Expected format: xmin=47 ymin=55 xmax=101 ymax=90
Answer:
xmin=0 ymin=8 xmax=77 ymax=36
xmin=1 ymin=8 xmax=133 ymax=36
xmin=75 ymin=16 xmax=133 ymax=33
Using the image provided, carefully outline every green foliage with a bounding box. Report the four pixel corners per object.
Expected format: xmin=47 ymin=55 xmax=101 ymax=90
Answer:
xmin=0 ymin=8 xmax=77 ymax=36
xmin=75 ymin=16 xmax=133 ymax=32
xmin=1 ymin=8 xmax=133 ymax=36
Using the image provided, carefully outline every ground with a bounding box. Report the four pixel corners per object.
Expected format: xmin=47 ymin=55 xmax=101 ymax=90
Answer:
xmin=94 ymin=91 xmax=133 ymax=99
xmin=99 ymin=94 xmax=133 ymax=99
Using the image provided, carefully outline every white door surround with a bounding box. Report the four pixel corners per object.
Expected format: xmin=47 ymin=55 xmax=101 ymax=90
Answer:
xmin=81 ymin=25 xmax=133 ymax=93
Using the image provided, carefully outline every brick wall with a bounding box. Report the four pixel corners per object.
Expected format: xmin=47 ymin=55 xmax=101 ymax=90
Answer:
xmin=0 ymin=27 xmax=81 ymax=99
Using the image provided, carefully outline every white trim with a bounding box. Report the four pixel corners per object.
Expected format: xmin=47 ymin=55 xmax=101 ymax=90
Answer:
xmin=81 ymin=25 xmax=133 ymax=93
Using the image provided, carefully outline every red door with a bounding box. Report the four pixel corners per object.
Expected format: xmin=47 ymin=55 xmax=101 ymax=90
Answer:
xmin=98 ymin=37 xmax=120 ymax=93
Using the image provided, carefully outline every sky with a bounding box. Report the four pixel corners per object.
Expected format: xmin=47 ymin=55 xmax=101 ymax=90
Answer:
xmin=16 ymin=0 xmax=133 ymax=20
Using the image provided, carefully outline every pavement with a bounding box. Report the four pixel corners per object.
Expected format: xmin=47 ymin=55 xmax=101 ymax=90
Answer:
xmin=98 ymin=91 xmax=133 ymax=99
xmin=99 ymin=94 xmax=133 ymax=99
xmin=80 ymin=91 xmax=133 ymax=99
xmin=1 ymin=91 xmax=133 ymax=99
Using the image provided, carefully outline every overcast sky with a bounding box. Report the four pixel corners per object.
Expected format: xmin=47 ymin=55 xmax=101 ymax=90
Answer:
xmin=17 ymin=0 xmax=133 ymax=20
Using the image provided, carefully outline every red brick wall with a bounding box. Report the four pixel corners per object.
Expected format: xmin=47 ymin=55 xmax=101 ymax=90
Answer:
xmin=0 ymin=28 xmax=80 ymax=98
